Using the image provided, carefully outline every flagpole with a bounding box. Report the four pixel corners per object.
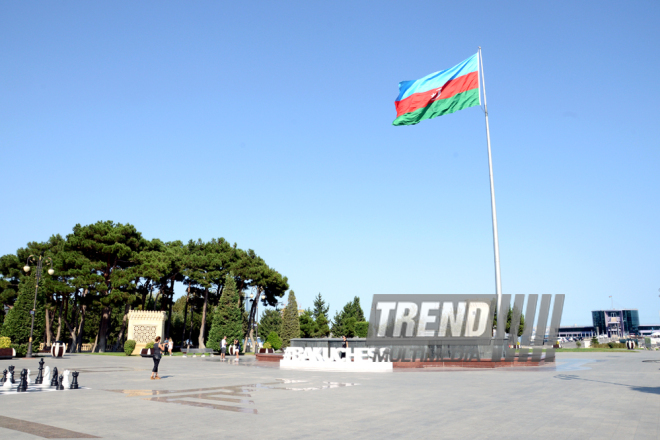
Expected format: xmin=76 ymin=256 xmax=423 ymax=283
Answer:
xmin=478 ymin=47 xmax=503 ymax=319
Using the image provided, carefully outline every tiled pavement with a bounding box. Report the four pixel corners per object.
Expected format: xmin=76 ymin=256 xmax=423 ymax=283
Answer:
xmin=1 ymin=351 xmax=659 ymax=439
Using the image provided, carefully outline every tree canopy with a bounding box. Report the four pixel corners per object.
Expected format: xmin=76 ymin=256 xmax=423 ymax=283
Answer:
xmin=0 ymin=220 xmax=289 ymax=354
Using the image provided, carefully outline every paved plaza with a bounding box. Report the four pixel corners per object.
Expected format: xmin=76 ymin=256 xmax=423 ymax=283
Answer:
xmin=1 ymin=351 xmax=660 ymax=439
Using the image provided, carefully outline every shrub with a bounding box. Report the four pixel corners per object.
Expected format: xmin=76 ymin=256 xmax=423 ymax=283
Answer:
xmin=607 ymin=342 xmax=614 ymax=348
xmin=145 ymin=341 xmax=154 ymax=349
xmin=576 ymin=341 xmax=582 ymax=348
xmin=11 ymin=343 xmax=31 ymax=358
xmin=590 ymin=337 xmax=598 ymax=347
xmin=0 ymin=336 xmax=11 ymax=349
xmin=124 ymin=340 xmax=136 ymax=356
xmin=266 ymin=331 xmax=282 ymax=351
xmin=263 ymin=342 xmax=272 ymax=349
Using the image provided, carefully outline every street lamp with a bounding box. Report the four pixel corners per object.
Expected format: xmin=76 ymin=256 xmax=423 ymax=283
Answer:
xmin=23 ymin=254 xmax=54 ymax=358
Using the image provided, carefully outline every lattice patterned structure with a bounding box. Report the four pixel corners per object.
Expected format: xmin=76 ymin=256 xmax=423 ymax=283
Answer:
xmin=127 ymin=310 xmax=167 ymax=354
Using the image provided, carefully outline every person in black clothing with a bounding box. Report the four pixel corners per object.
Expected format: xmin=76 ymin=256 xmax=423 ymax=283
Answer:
xmin=150 ymin=336 xmax=165 ymax=380
xmin=340 ymin=335 xmax=348 ymax=359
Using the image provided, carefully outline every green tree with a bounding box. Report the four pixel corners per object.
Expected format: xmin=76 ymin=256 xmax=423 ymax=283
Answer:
xmin=312 ymin=293 xmax=330 ymax=337
xmin=493 ymin=307 xmax=526 ymax=337
xmin=331 ymin=296 xmax=366 ymax=337
xmin=280 ymin=290 xmax=300 ymax=348
xmin=66 ymin=221 xmax=147 ymax=352
xmin=259 ymin=309 xmax=282 ymax=341
xmin=207 ymin=273 xmax=242 ymax=351
xmin=299 ymin=309 xmax=317 ymax=338
xmin=1 ymin=275 xmax=46 ymax=355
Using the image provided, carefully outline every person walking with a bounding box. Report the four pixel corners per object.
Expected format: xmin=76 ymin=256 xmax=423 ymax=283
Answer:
xmin=167 ymin=337 xmax=174 ymax=356
xmin=234 ymin=339 xmax=240 ymax=361
xmin=221 ymin=336 xmax=227 ymax=361
xmin=340 ymin=335 xmax=348 ymax=359
xmin=150 ymin=336 xmax=165 ymax=380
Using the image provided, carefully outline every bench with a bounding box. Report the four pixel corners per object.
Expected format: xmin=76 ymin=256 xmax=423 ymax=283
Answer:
xmin=181 ymin=347 xmax=215 ymax=357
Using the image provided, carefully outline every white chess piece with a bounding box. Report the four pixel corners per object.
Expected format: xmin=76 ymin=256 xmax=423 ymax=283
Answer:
xmin=42 ymin=366 xmax=51 ymax=386
xmin=62 ymin=370 xmax=70 ymax=389
xmin=27 ymin=369 xmax=31 ymax=385
xmin=2 ymin=376 xmax=11 ymax=389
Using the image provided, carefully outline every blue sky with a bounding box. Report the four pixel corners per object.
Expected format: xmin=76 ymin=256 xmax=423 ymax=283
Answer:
xmin=1 ymin=2 xmax=659 ymax=326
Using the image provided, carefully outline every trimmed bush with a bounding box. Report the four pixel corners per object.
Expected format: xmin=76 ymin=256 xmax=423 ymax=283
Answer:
xmin=263 ymin=342 xmax=272 ymax=349
xmin=145 ymin=341 xmax=154 ymax=349
xmin=124 ymin=340 xmax=136 ymax=356
xmin=266 ymin=331 xmax=282 ymax=351
xmin=0 ymin=336 xmax=11 ymax=349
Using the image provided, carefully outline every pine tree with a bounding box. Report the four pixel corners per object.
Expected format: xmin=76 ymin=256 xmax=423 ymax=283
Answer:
xmin=258 ymin=309 xmax=282 ymax=341
xmin=280 ymin=290 xmax=300 ymax=348
xmin=312 ymin=293 xmax=329 ymax=321
xmin=1 ymin=275 xmax=46 ymax=355
xmin=299 ymin=309 xmax=317 ymax=338
xmin=207 ymin=273 xmax=243 ymax=351
xmin=331 ymin=296 xmax=366 ymax=337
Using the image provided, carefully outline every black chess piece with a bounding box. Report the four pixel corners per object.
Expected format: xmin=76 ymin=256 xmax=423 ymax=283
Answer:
xmin=56 ymin=374 xmax=64 ymax=390
xmin=50 ymin=367 xmax=59 ymax=387
xmin=0 ymin=369 xmax=6 ymax=385
xmin=8 ymin=365 xmax=15 ymax=384
xmin=70 ymin=371 xmax=79 ymax=389
xmin=17 ymin=369 xmax=28 ymax=392
xmin=35 ymin=358 xmax=44 ymax=385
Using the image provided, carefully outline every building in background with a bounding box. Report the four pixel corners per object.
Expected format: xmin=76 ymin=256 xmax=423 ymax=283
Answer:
xmin=591 ymin=309 xmax=639 ymax=337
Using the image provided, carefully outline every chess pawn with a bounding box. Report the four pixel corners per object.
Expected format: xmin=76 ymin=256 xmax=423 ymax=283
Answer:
xmin=0 ymin=369 xmax=6 ymax=385
xmin=2 ymin=376 xmax=11 ymax=389
xmin=62 ymin=370 xmax=70 ymax=389
xmin=17 ymin=369 xmax=28 ymax=392
xmin=35 ymin=359 xmax=44 ymax=385
xmin=56 ymin=374 xmax=64 ymax=390
xmin=42 ymin=366 xmax=51 ymax=386
xmin=26 ymin=369 xmax=31 ymax=385
xmin=70 ymin=371 xmax=79 ymax=390
xmin=50 ymin=367 xmax=58 ymax=387
xmin=8 ymin=365 xmax=15 ymax=384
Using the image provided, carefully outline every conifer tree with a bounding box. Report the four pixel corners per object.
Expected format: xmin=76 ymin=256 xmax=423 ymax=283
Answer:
xmin=259 ymin=309 xmax=282 ymax=340
xmin=207 ymin=273 xmax=243 ymax=351
xmin=299 ymin=309 xmax=317 ymax=338
xmin=1 ymin=275 xmax=46 ymax=355
xmin=312 ymin=293 xmax=330 ymax=337
xmin=280 ymin=290 xmax=300 ymax=348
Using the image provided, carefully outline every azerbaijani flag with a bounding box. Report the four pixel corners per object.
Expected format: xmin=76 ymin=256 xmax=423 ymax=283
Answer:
xmin=393 ymin=53 xmax=480 ymax=126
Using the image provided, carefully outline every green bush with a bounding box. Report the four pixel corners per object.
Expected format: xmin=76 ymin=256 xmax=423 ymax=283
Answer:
xmin=590 ymin=337 xmax=598 ymax=347
xmin=11 ymin=343 xmax=36 ymax=358
xmin=263 ymin=342 xmax=272 ymax=349
xmin=0 ymin=336 xmax=11 ymax=349
xmin=145 ymin=341 xmax=154 ymax=349
xmin=607 ymin=342 xmax=614 ymax=348
xmin=124 ymin=340 xmax=136 ymax=356
xmin=266 ymin=331 xmax=282 ymax=351
xmin=575 ymin=341 xmax=582 ymax=348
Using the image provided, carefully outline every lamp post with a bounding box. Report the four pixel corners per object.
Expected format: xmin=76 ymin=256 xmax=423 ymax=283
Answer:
xmin=23 ymin=254 xmax=54 ymax=359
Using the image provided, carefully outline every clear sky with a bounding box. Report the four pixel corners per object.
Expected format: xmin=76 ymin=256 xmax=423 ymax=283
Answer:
xmin=1 ymin=2 xmax=659 ymax=326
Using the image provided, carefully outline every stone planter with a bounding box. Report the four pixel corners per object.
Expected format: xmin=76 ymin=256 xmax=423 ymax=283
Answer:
xmin=51 ymin=342 xmax=65 ymax=358
xmin=140 ymin=348 xmax=153 ymax=358
xmin=0 ymin=347 xmax=14 ymax=359
xmin=258 ymin=348 xmax=274 ymax=354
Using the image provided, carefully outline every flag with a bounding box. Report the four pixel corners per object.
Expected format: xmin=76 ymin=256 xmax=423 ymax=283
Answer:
xmin=393 ymin=53 xmax=480 ymax=126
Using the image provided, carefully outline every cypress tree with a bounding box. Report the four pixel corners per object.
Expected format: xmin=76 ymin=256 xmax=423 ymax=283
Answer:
xmin=280 ymin=290 xmax=300 ymax=348
xmin=1 ymin=275 xmax=46 ymax=355
xmin=207 ymin=273 xmax=243 ymax=351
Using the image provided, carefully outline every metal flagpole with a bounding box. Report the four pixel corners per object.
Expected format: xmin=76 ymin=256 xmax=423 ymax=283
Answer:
xmin=478 ymin=47 xmax=503 ymax=318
